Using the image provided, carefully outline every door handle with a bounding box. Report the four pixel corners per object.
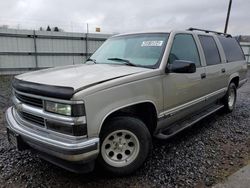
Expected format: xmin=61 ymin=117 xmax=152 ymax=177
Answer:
xmin=221 ymin=68 xmax=226 ymax=73
xmin=201 ymin=73 xmax=206 ymax=79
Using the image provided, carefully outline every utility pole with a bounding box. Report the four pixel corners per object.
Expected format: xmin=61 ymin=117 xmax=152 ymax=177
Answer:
xmin=224 ymin=0 xmax=232 ymax=33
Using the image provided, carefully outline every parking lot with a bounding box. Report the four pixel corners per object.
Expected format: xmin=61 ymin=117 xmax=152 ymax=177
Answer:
xmin=0 ymin=70 xmax=249 ymax=188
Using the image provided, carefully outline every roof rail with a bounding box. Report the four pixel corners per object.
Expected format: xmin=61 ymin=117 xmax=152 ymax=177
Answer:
xmin=187 ymin=27 xmax=232 ymax=38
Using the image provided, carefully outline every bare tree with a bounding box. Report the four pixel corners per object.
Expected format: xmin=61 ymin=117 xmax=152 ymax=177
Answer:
xmin=46 ymin=26 xmax=51 ymax=31
xmin=54 ymin=27 xmax=59 ymax=32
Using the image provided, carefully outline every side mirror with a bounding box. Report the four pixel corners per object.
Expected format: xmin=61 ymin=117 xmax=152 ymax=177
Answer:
xmin=166 ymin=60 xmax=196 ymax=73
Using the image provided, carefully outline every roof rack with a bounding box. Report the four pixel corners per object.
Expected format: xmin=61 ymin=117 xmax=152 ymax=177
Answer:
xmin=187 ymin=27 xmax=232 ymax=38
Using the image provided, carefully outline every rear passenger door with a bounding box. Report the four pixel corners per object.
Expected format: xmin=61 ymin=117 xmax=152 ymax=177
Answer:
xmin=198 ymin=35 xmax=227 ymax=103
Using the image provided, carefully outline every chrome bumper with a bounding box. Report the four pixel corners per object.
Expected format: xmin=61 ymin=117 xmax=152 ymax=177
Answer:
xmin=5 ymin=107 xmax=99 ymax=162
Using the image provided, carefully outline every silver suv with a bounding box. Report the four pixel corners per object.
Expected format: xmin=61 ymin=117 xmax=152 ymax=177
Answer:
xmin=6 ymin=28 xmax=248 ymax=175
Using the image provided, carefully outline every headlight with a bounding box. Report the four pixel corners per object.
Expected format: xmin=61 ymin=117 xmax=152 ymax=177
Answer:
xmin=45 ymin=101 xmax=85 ymax=117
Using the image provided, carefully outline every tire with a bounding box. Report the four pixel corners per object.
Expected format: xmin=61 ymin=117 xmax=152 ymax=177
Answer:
xmin=222 ymin=82 xmax=237 ymax=113
xmin=97 ymin=116 xmax=152 ymax=176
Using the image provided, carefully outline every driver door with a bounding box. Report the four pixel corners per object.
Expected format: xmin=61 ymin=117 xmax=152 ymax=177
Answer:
xmin=160 ymin=33 xmax=208 ymax=127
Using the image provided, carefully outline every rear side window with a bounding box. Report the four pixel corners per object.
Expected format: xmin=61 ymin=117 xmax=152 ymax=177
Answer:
xmin=199 ymin=35 xmax=221 ymax=66
xmin=168 ymin=34 xmax=201 ymax=67
xmin=218 ymin=36 xmax=245 ymax=62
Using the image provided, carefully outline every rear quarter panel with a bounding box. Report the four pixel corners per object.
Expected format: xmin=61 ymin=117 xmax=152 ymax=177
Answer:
xmin=226 ymin=60 xmax=248 ymax=86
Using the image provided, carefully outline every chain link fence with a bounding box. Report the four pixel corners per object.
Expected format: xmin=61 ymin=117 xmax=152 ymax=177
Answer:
xmin=0 ymin=19 xmax=115 ymax=34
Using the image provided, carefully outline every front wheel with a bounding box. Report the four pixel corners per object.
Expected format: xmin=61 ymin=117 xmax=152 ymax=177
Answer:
xmin=98 ymin=116 xmax=152 ymax=175
xmin=222 ymin=82 xmax=237 ymax=112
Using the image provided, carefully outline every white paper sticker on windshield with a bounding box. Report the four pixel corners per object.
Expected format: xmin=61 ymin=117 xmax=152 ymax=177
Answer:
xmin=141 ymin=41 xmax=163 ymax=47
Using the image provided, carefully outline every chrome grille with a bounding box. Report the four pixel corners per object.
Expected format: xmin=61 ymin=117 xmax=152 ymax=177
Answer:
xmin=18 ymin=111 xmax=45 ymax=127
xmin=15 ymin=92 xmax=43 ymax=108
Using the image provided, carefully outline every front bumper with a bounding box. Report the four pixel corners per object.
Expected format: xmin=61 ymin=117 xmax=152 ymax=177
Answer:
xmin=5 ymin=107 xmax=99 ymax=172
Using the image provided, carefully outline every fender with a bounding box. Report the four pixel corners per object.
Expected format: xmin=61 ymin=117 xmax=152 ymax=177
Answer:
xmin=98 ymin=100 xmax=158 ymax=134
xmin=228 ymin=72 xmax=239 ymax=87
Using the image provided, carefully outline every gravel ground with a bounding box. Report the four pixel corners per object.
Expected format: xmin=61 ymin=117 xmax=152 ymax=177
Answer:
xmin=0 ymin=71 xmax=249 ymax=188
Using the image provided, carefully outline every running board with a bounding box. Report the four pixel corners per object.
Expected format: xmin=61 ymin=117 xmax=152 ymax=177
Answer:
xmin=155 ymin=104 xmax=224 ymax=140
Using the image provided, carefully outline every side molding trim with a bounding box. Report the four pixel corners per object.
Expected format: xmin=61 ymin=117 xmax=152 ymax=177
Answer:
xmin=158 ymin=88 xmax=227 ymax=119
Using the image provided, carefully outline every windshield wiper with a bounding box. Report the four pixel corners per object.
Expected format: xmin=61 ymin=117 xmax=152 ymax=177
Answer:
xmin=107 ymin=57 xmax=137 ymax=67
xmin=86 ymin=58 xmax=96 ymax=64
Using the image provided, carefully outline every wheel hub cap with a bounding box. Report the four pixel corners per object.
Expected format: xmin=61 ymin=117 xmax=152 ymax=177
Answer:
xmin=101 ymin=130 xmax=140 ymax=167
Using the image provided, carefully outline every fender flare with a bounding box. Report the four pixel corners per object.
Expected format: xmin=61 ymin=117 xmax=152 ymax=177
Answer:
xmin=98 ymin=100 xmax=158 ymax=135
xmin=228 ymin=73 xmax=239 ymax=88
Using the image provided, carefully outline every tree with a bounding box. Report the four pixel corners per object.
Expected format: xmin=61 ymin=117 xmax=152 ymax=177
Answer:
xmin=46 ymin=26 xmax=51 ymax=31
xmin=54 ymin=27 xmax=59 ymax=32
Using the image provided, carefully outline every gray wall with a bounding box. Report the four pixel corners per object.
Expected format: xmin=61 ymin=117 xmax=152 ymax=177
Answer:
xmin=0 ymin=28 xmax=111 ymax=75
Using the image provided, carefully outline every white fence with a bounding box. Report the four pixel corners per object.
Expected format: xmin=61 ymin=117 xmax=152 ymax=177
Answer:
xmin=1 ymin=29 xmax=248 ymax=75
xmin=0 ymin=28 xmax=111 ymax=75
xmin=240 ymin=43 xmax=250 ymax=64
xmin=239 ymin=35 xmax=250 ymax=64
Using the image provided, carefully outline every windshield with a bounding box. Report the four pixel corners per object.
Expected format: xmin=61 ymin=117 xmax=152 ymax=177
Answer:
xmin=89 ymin=33 xmax=169 ymax=68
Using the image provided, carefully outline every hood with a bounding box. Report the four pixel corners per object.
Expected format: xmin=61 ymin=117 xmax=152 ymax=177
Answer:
xmin=14 ymin=64 xmax=148 ymax=99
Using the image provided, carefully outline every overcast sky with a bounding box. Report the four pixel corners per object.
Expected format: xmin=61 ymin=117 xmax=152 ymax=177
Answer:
xmin=0 ymin=0 xmax=249 ymax=35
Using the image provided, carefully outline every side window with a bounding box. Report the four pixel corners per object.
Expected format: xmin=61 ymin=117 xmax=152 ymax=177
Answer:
xmin=199 ymin=35 xmax=221 ymax=66
xmin=168 ymin=34 xmax=201 ymax=67
xmin=218 ymin=36 xmax=245 ymax=62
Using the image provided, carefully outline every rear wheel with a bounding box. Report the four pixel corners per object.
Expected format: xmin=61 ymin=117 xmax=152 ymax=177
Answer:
xmin=222 ymin=82 xmax=237 ymax=112
xmin=98 ymin=116 xmax=152 ymax=175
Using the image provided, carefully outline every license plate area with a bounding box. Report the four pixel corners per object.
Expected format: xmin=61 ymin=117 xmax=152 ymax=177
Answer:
xmin=7 ymin=128 xmax=18 ymax=147
xmin=6 ymin=128 xmax=27 ymax=151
